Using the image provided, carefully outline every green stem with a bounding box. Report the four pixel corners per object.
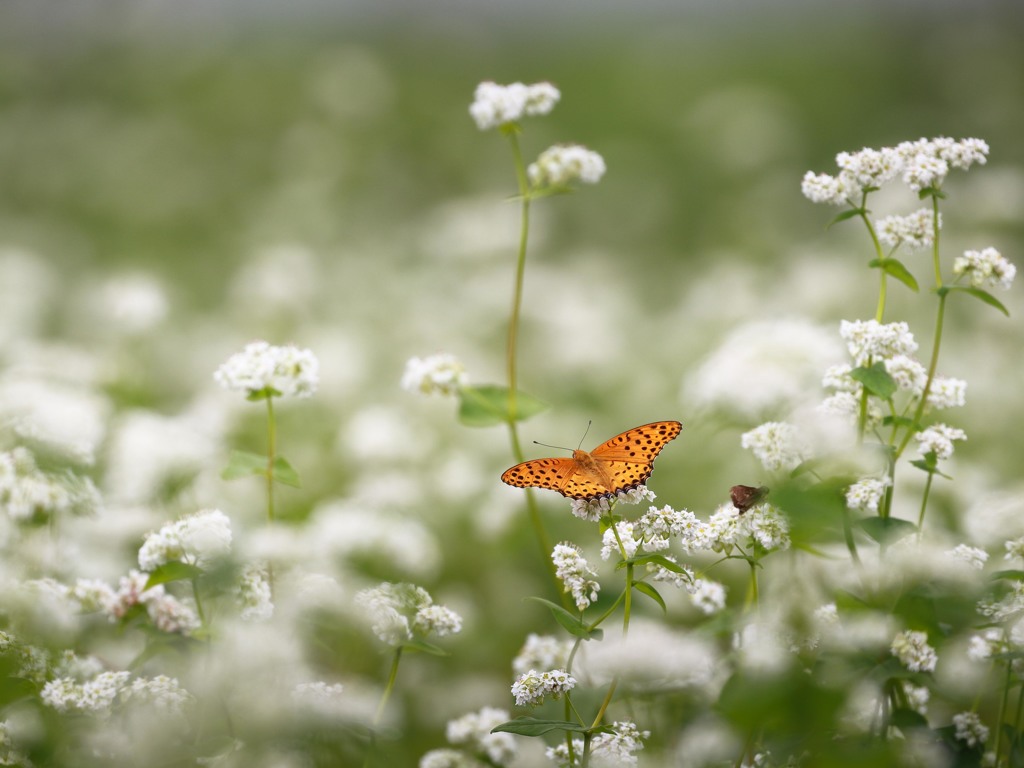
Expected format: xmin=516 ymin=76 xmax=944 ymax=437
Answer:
xmin=265 ymin=396 xmax=276 ymax=523
xmin=856 ymin=207 xmax=888 ymax=323
xmin=192 ymin=578 xmax=206 ymax=627
xmin=895 ymin=291 xmax=947 ymax=460
xmin=994 ymin=660 xmax=1012 ymax=767
xmin=364 ymin=646 xmax=404 ymax=768
xmin=916 ymin=472 xmax=934 ymax=538
xmin=745 ymin=559 xmax=759 ymax=614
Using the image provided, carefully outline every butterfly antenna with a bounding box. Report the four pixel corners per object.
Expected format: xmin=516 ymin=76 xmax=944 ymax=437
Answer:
xmin=532 ymin=440 xmax=573 ymax=453
xmin=577 ymin=420 xmax=592 ymax=450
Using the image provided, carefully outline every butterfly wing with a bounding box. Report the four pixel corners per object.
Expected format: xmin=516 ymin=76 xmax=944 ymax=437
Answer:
xmin=589 ymin=421 xmax=682 ymax=463
xmin=501 ymin=458 xmax=579 ymax=494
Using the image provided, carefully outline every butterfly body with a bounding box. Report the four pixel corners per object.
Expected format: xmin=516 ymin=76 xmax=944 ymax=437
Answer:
xmin=501 ymin=421 xmax=682 ymax=501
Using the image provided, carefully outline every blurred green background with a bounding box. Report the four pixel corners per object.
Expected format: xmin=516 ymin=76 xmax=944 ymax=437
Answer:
xmin=1 ymin=2 xmax=1023 ymax=763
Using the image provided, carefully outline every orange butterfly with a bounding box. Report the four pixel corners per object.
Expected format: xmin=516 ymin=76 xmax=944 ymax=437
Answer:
xmin=501 ymin=421 xmax=682 ymax=501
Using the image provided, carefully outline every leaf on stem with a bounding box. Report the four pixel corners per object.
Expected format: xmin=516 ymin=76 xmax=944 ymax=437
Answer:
xmin=991 ymin=569 xmax=1024 ymax=582
xmin=401 ymin=638 xmax=449 ymax=657
xmin=628 ymin=553 xmax=691 ymax=576
xmin=244 ymin=386 xmax=283 ymax=402
xmin=910 ymin=452 xmax=952 ymax=480
xmin=942 ymin=285 xmax=1010 ymax=317
xmin=850 ymin=362 xmax=897 ymax=401
xmin=857 ymin=516 xmax=917 ymax=545
xmin=632 ymin=581 xmax=667 ymax=614
xmin=457 ymin=384 xmax=549 ymax=427
xmin=491 ymin=718 xmax=597 ymax=737
xmin=271 ymin=456 xmax=301 ymax=488
xmin=827 ymin=208 xmax=866 ymax=228
xmin=525 ymin=597 xmax=603 ymax=640
xmin=868 ymin=258 xmax=919 ymax=292
xmin=144 ymin=562 xmax=204 ymax=590
xmin=221 ymin=449 xmax=267 ymax=481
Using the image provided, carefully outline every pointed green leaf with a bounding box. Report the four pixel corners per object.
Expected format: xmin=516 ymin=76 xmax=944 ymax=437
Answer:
xmin=869 ymin=258 xmax=919 ymax=292
xmin=630 ymin=553 xmax=691 ymax=576
xmin=890 ymin=708 xmax=929 ymax=730
xmin=857 ymin=516 xmax=917 ymax=545
xmin=144 ymin=562 xmax=204 ymax=590
xmin=827 ymin=208 xmax=864 ymax=228
xmin=525 ymin=597 xmax=602 ymax=640
xmin=271 ymin=456 xmax=301 ymax=488
xmin=632 ymin=581 xmax=667 ymax=614
xmin=221 ymin=449 xmax=267 ymax=481
xmin=402 ymin=638 xmax=449 ymax=657
xmin=947 ymin=286 xmax=1010 ymax=317
xmin=457 ymin=385 xmax=549 ymax=428
xmin=850 ymin=363 xmax=897 ymax=400
xmin=991 ymin=570 xmax=1024 ymax=582
xmin=491 ymin=718 xmax=593 ymax=737
xmin=245 ymin=386 xmax=282 ymax=402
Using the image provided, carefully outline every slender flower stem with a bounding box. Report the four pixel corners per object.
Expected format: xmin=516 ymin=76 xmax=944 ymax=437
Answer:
xmin=364 ymin=646 xmax=404 ymax=768
xmin=265 ymin=396 xmax=277 ymax=524
xmin=916 ymin=472 xmax=934 ymax=537
xmin=192 ymin=578 xmax=206 ymax=627
xmin=745 ymin=559 xmax=759 ymax=614
xmin=857 ymin=206 xmax=888 ymax=323
xmin=994 ymin=660 xmax=1012 ymax=766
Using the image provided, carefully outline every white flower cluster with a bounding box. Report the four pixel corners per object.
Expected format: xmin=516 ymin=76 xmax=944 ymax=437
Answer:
xmin=120 ymin=674 xmax=192 ymax=715
xmin=138 ymin=509 xmax=233 ymax=572
xmin=401 ymin=353 xmax=467 ymax=397
xmin=876 ymin=208 xmax=940 ymax=250
xmin=41 ymin=670 xmax=130 ymax=715
xmin=0 ymin=446 xmax=100 ymax=521
xmin=601 ymin=521 xmax=639 ymax=561
xmin=953 ymin=247 xmax=1016 ymax=291
xmin=1007 ymin=536 xmax=1024 ymax=562
xmin=845 ymin=477 xmax=890 ymax=514
xmin=915 ymin=423 xmax=967 ymax=459
xmin=237 ymin=563 xmax=274 ymax=621
xmin=445 ymin=706 xmax=516 ymax=766
xmin=510 ymin=668 xmax=576 ymax=707
xmin=740 ymin=421 xmax=809 ymax=473
xmin=512 ymin=633 xmax=573 ymax=677
xmin=570 ymin=485 xmax=655 ymax=522
xmin=952 ymin=711 xmax=989 ymax=748
xmin=947 ymin=544 xmax=988 ymax=571
xmin=546 ymin=721 xmax=649 ymax=767
xmin=469 ymin=81 xmax=560 ymax=131
xmin=355 ymin=582 xmax=462 ymax=646
xmin=527 ymin=144 xmax=606 ymax=189
xmin=551 ymin=542 xmax=600 ymax=611
xmin=890 ymin=630 xmax=938 ymax=673
xmin=291 ymin=681 xmax=346 ymax=719
xmin=839 ymin=319 xmax=918 ymax=366
xmin=801 ymin=137 xmax=989 ymax=205
xmin=214 ymin=340 xmax=319 ymax=399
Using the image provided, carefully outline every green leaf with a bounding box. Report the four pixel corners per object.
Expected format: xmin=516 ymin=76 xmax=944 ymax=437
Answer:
xmin=946 ymin=285 xmax=1010 ymax=317
xmin=271 ymin=456 xmax=301 ymax=488
xmin=890 ymin=708 xmax=929 ymax=730
xmin=918 ymin=186 xmax=946 ymax=201
xmin=245 ymin=386 xmax=282 ymax=402
xmin=402 ymin=638 xmax=449 ymax=657
xmin=457 ymin=384 xmax=549 ymax=427
xmin=910 ymin=453 xmax=952 ymax=480
xmin=992 ymin=569 xmax=1024 ymax=582
xmin=221 ymin=449 xmax=267 ymax=481
xmin=491 ymin=718 xmax=594 ymax=737
xmin=881 ymin=415 xmax=916 ymax=429
xmin=827 ymin=208 xmax=865 ymax=227
xmin=632 ymin=581 xmax=667 ymax=614
xmin=630 ymin=553 xmax=690 ymax=576
xmin=850 ymin=362 xmax=897 ymax=400
xmin=525 ymin=597 xmax=603 ymax=640
xmin=857 ymin=516 xmax=917 ymax=545
xmin=869 ymin=258 xmax=919 ymax=292
xmin=144 ymin=562 xmax=204 ymax=590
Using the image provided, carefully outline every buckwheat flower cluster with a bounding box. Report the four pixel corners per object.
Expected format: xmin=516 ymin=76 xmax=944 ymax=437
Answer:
xmin=891 ymin=630 xmax=938 ymax=673
xmin=138 ymin=509 xmax=232 ymax=572
xmin=845 ymin=477 xmax=890 ymax=514
xmin=926 ymin=377 xmax=967 ymax=410
xmin=741 ymin=422 xmax=809 ymax=473
xmin=840 ymin=319 xmax=918 ymax=366
xmin=214 ymin=340 xmax=319 ymax=398
xmin=600 ymin=521 xmax=639 ymax=561
xmin=237 ymin=563 xmax=274 ymax=621
xmin=977 ymin=581 xmax=1024 ymax=622
xmin=546 ymin=721 xmax=649 ymax=767
xmin=967 ymin=629 xmax=1003 ymax=662
xmin=745 ymin=504 xmax=791 ymax=551
xmin=291 ymin=682 xmax=346 ymax=719
xmin=512 ymin=633 xmax=573 ymax=676
xmin=636 ymin=504 xmax=711 ymax=553
xmin=570 ymin=486 xmax=655 ymax=522
xmin=897 ymin=136 xmax=989 ymax=191
xmin=0 ymin=446 xmax=101 ymax=521
xmin=419 ymin=749 xmax=476 ymax=768
xmin=527 ymin=144 xmax=606 ymax=189
xmin=952 ymin=711 xmax=989 ymax=748
xmin=41 ymin=670 xmax=131 ymax=715
xmin=356 ymin=582 xmax=462 ymax=646
xmin=1005 ymin=536 xmax=1024 ymax=562
xmin=120 ymin=675 xmax=192 ymax=716
xmin=469 ymin=80 xmax=560 ymax=131
xmin=953 ymin=247 xmax=1016 ymax=291
xmin=876 ymin=209 xmax=940 ymax=250
xmin=511 ymin=668 xmax=576 ymax=707
xmin=689 ymin=579 xmax=728 ymax=615
xmin=445 ymin=706 xmax=516 ymax=766
xmin=946 ymin=544 xmax=988 ymax=571
xmin=901 ymin=682 xmax=931 ymax=716
xmin=109 ymin=570 xmax=201 ymax=634
xmin=915 ymin=424 xmax=967 ymax=459
xmin=551 ymin=543 xmax=600 ymax=611
xmin=401 ymin=353 xmax=467 ymax=397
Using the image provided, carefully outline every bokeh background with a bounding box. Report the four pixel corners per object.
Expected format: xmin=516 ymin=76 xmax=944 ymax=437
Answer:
xmin=2 ymin=1 xmax=1024 ymax=763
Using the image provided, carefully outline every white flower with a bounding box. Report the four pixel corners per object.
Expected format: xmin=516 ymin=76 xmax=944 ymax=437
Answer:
xmin=0 ymin=446 xmax=101 ymax=521
xmin=291 ymin=681 xmax=346 ymax=719
xmin=745 ymin=504 xmax=791 ymax=551
xmin=446 ymin=707 xmax=516 ymax=766
xmin=41 ymin=670 xmax=131 ymax=716
xmin=1005 ymin=536 xmax=1024 ymax=561
xmin=551 ymin=543 xmax=600 ymax=611
xmin=601 ymin=521 xmax=639 ymax=561
xmin=884 ymin=355 xmax=928 ymax=396
xmin=800 ymin=171 xmax=853 ymax=206
xmin=104 ymin=570 xmax=201 ymax=634
xmin=891 ymin=630 xmax=937 ymax=673
xmin=915 ymin=424 xmax=967 ymax=459
xmin=570 ymin=486 xmax=655 ymax=522
xmin=947 ymin=544 xmax=988 ymax=571
xmin=954 ymin=247 xmax=1016 ymax=290
xmin=901 ymin=682 xmax=930 ymax=716
xmin=512 ymin=634 xmax=573 ymax=677
xmin=689 ymin=580 xmax=727 ymax=615
xmin=511 ymin=668 xmax=575 ymax=707
xmin=952 ymin=711 xmax=989 ymax=748
xmin=469 ymin=81 xmax=560 ymax=131
xmin=966 ymin=630 xmax=1002 ymax=662
xmin=138 ymin=509 xmax=233 ymax=572
xmin=845 ymin=478 xmax=890 ymax=513
xmin=839 ymin=319 xmax=918 ymax=366
xmin=741 ymin=421 xmax=809 ymax=473
xmin=527 ymin=144 xmax=606 ymax=188
xmin=356 ymin=582 xmax=460 ymax=645
xmin=836 ymin=146 xmax=902 ymax=189
xmin=546 ymin=721 xmax=649 ymax=767
xmin=213 ymin=340 xmax=319 ymax=398
xmin=819 ymin=391 xmax=883 ymax=429
xmin=401 ymin=353 xmax=466 ymax=396
xmin=876 ymin=208 xmax=940 ymax=250
xmin=926 ymin=377 xmax=967 ymax=410
xmin=237 ymin=563 xmax=274 ymax=621
xmin=419 ymin=749 xmax=477 ymax=768
xmin=414 ymin=604 xmax=463 ymax=638
xmin=121 ymin=675 xmax=192 ymax=715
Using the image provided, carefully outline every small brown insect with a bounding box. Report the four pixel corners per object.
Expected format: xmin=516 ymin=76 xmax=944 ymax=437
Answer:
xmin=730 ymin=484 xmax=769 ymax=514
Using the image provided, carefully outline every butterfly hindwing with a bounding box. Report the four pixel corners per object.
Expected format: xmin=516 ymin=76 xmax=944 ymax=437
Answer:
xmin=559 ymin=475 xmax=618 ymax=500
xmin=501 ymin=457 xmax=578 ymax=492
xmin=589 ymin=421 xmax=682 ymax=464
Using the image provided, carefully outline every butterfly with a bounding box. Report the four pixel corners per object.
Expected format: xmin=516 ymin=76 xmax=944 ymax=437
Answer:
xmin=501 ymin=421 xmax=682 ymax=501
xmin=730 ymin=484 xmax=769 ymax=514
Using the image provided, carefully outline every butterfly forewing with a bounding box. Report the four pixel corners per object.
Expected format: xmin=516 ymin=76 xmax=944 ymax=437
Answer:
xmin=589 ymin=421 xmax=682 ymax=463
xmin=501 ymin=457 xmax=577 ymax=492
